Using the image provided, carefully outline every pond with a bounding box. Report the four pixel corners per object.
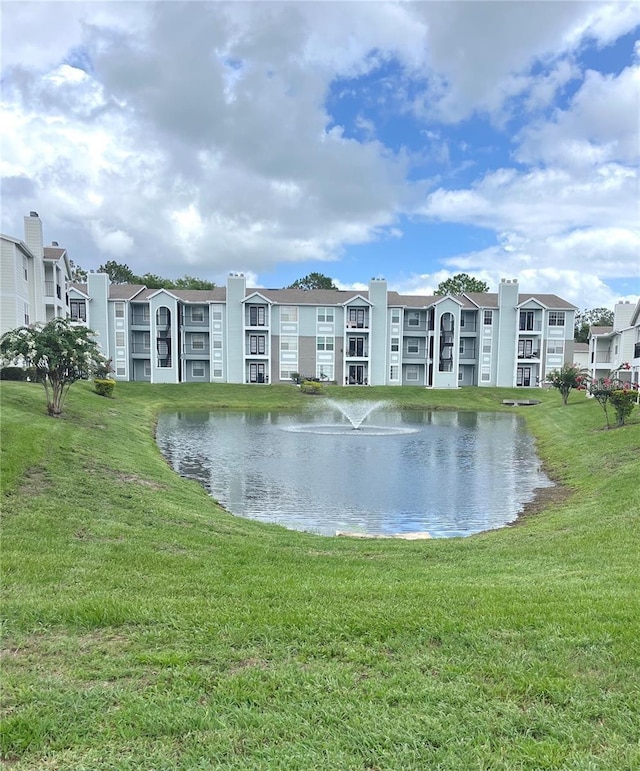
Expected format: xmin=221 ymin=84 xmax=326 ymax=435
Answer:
xmin=155 ymin=405 xmax=552 ymax=538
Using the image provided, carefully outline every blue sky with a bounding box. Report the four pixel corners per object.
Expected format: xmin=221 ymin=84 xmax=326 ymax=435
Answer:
xmin=1 ymin=1 xmax=638 ymax=309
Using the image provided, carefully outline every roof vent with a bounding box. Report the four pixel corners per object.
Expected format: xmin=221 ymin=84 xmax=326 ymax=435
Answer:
xmin=29 ymin=211 xmax=39 ymax=217
xmin=52 ymin=241 xmax=59 ymax=246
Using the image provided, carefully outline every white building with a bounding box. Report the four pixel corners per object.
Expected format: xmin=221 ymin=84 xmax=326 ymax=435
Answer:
xmin=1 ymin=212 xmax=71 ymax=337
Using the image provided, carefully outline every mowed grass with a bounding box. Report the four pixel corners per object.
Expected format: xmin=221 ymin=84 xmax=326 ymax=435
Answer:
xmin=1 ymin=380 xmax=639 ymax=770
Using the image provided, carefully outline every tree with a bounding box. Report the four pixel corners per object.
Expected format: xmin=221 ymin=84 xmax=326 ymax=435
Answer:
xmin=98 ymin=260 xmax=137 ymax=284
xmin=0 ymin=318 xmax=106 ymax=416
xmin=69 ymin=260 xmax=87 ymax=283
xmin=546 ymin=363 xmax=588 ymax=406
xmin=574 ymin=307 xmax=614 ymax=343
xmin=173 ymin=275 xmax=216 ymax=290
xmin=287 ymin=272 xmax=338 ymax=290
xmin=434 ymin=273 xmax=490 ymax=296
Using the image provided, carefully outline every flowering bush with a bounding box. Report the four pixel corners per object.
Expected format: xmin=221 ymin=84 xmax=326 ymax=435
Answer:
xmin=0 ymin=318 xmax=106 ymax=416
xmin=589 ymin=365 xmax=639 ymax=428
xmin=546 ymin=364 xmax=589 ymax=405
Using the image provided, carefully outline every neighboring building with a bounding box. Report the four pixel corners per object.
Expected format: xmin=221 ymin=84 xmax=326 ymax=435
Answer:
xmin=69 ymin=272 xmax=578 ymax=388
xmin=588 ymin=300 xmax=640 ymax=386
xmin=1 ymin=212 xmax=71 ymax=337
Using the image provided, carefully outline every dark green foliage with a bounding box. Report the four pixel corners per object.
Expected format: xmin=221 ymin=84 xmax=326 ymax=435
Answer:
xmin=287 ymin=272 xmax=338 ymax=290
xmin=434 ymin=273 xmax=490 ymax=296
xmin=94 ymin=378 xmax=116 ymax=397
xmin=0 ymin=366 xmax=27 ymax=381
xmin=574 ymin=307 xmax=615 ymax=342
xmin=97 ymin=261 xmax=215 ymax=290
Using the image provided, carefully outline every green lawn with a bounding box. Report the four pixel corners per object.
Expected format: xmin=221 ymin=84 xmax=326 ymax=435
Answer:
xmin=1 ymin=381 xmax=639 ymax=770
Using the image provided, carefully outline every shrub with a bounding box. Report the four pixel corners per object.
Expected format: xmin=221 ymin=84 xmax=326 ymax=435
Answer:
xmin=0 ymin=366 xmax=27 ymax=381
xmin=94 ymin=378 xmax=116 ymax=398
xmin=300 ymin=380 xmax=324 ymax=395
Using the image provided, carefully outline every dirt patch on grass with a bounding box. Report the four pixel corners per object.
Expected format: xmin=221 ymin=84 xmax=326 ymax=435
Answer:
xmin=17 ymin=466 xmax=52 ymax=498
xmin=116 ymin=472 xmax=165 ymax=489
xmin=508 ymin=483 xmax=573 ymax=527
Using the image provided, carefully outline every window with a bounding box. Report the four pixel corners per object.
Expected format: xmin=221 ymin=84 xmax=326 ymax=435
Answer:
xmin=250 ymin=335 xmax=266 ymax=355
xmin=484 ymin=310 xmax=493 ymax=326
xmin=547 ymin=341 xmax=564 ymax=355
xmin=548 ymin=311 xmax=565 ymax=326
xmin=280 ymin=306 xmax=298 ymax=323
xmin=317 ymin=364 xmax=334 ymax=381
xmin=156 ymin=307 xmax=170 ymax=326
xmin=458 ymin=369 xmax=463 ymax=381
xmin=116 ymin=331 xmax=125 ymax=348
xmin=280 ymin=336 xmax=298 ymax=352
xmin=390 ymin=365 xmax=399 ymax=381
xmin=142 ymin=332 xmax=151 ymax=350
xmin=347 ymin=308 xmax=366 ymax=328
xmin=192 ymin=334 xmax=206 ymax=351
xmin=249 ymin=305 xmax=266 ymax=326
xmin=391 ymin=337 xmax=399 ymax=352
xmin=391 ymin=309 xmax=401 ymax=324
xmin=481 ymin=368 xmax=491 ymax=382
xmin=483 ymin=342 xmax=492 ymax=353
xmin=280 ymin=367 xmax=296 ymax=380
xmin=23 ymin=257 xmax=28 ymax=281
xmin=24 ymin=303 xmax=30 ymax=325
xmin=459 ymin=341 xmax=465 ymax=354
xmin=212 ymin=335 xmax=222 ymax=349
xmin=519 ymin=311 xmax=534 ymax=331
xmin=70 ymin=299 xmax=86 ymax=321
xmin=317 ymin=307 xmax=334 ymax=323
xmin=212 ymin=307 xmax=222 ymax=320
xmin=406 ymin=365 xmax=419 ymax=381
xmin=116 ymin=359 xmax=126 ymax=377
xmin=213 ymin=367 xmax=223 ymax=378
xmin=192 ymin=361 xmax=206 ymax=378
xmin=408 ymin=311 xmax=420 ymax=327
xmin=191 ymin=306 xmax=204 ymax=322
xmin=317 ymin=336 xmax=334 ymax=351
xmin=406 ymin=338 xmax=420 ymax=354
xmin=115 ymin=302 xmax=125 ymax=319
xmin=142 ymin=305 xmax=150 ymax=322
xmin=144 ymin=361 xmax=151 ymax=377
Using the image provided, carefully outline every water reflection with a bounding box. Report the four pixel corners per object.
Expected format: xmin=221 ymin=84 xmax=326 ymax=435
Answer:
xmin=155 ymin=409 xmax=552 ymax=538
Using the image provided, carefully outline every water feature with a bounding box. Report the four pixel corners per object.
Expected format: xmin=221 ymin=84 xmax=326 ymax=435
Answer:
xmin=156 ymin=406 xmax=553 ymax=538
xmin=286 ymin=400 xmax=418 ymax=436
xmin=326 ymin=399 xmax=387 ymax=429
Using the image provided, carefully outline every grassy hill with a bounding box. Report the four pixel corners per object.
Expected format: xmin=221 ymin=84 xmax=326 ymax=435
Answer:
xmin=1 ymin=381 xmax=639 ymax=769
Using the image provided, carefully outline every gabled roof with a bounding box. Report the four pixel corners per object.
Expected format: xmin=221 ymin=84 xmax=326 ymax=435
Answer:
xmin=387 ymin=292 xmax=437 ymax=308
xmin=108 ymin=284 xmax=147 ymax=300
xmin=518 ymin=293 xmax=577 ymax=310
xmin=243 ymin=290 xmax=273 ymax=305
xmin=462 ymin=292 xmax=500 ymax=309
xmin=0 ymin=233 xmax=36 ymax=258
xmin=43 ymin=246 xmax=66 ymax=261
xmin=590 ymin=325 xmax=614 ymax=337
xmin=254 ymin=288 xmax=361 ymax=305
xmin=69 ymin=283 xmax=89 ymax=299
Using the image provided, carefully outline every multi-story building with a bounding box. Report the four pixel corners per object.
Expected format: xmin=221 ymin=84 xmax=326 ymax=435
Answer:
xmin=588 ymin=300 xmax=640 ymax=386
xmin=67 ymin=272 xmax=579 ymax=388
xmin=1 ymin=212 xmax=71 ymax=336
xmin=3 ymin=212 xmax=592 ymax=389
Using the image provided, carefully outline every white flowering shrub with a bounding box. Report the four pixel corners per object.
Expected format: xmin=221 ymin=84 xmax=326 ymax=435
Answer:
xmin=0 ymin=318 xmax=106 ymax=416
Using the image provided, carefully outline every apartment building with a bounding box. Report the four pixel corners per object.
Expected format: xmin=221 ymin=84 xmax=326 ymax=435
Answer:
xmin=0 ymin=212 xmax=71 ymax=337
xmin=588 ymin=300 xmax=640 ymax=386
xmin=66 ymin=272 xmax=579 ymax=388
xmin=3 ymin=212 xmax=588 ymax=389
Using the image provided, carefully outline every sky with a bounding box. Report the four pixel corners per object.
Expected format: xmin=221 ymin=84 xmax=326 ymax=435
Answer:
xmin=1 ymin=1 xmax=639 ymax=310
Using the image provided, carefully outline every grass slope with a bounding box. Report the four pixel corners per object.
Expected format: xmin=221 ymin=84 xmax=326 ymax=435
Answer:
xmin=1 ymin=381 xmax=639 ymax=770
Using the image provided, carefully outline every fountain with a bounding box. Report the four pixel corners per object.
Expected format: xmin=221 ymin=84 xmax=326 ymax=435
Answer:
xmin=283 ymin=399 xmax=418 ymax=436
xmin=325 ymin=399 xmax=387 ymax=430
